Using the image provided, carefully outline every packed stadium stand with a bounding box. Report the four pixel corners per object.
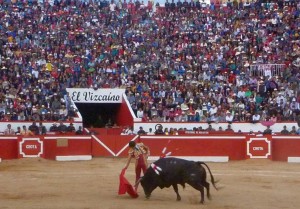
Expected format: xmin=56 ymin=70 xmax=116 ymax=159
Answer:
xmin=0 ymin=0 xmax=299 ymax=135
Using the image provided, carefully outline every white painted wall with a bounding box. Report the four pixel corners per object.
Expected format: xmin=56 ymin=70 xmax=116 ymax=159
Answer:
xmin=134 ymin=122 xmax=299 ymax=133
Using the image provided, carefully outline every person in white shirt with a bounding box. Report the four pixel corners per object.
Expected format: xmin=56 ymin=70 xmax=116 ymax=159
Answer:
xmin=117 ymin=0 xmax=123 ymax=9
xmin=252 ymin=113 xmax=261 ymax=123
xmin=109 ymin=1 xmax=117 ymax=12
xmin=180 ymin=101 xmax=189 ymax=112
xmin=276 ymin=92 xmax=286 ymax=105
xmin=237 ymin=101 xmax=245 ymax=112
xmin=147 ymin=128 xmax=155 ymax=135
xmin=208 ymin=104 xmax=218 ymax=116
xmin=290 ymin=98 xmax=300 ymax=112
xmin=201 ymin=0 xmax=208 ymax=8
xmin=237 ymin=89 xmax=245 ymax=98
xmin=32 ymin=68 xmax=39 ymax=78
xmin=47 ymin=0 xmax=54 ymax=6
xmin=202 ymin=61 xmax=209 ymax=71
xmin=263 ymin=65 xmax=272 ymax=78
xmin=4 ymin=124 xmax=15 ymax=135
xmin=195 ymin=106 xmax=203 ymax=118
xmin=136 ymin=107 xmax=144 ymax=118
xmin=209 ymin=113 xmax=218 ymax=123
xmin=225 ymin=111 xmax=234 ymax=123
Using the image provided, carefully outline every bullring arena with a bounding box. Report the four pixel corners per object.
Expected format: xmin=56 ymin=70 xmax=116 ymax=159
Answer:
xmin=0 ymin=0 xmax=300 ymax=208
xmin=1 ymin=158 xmax=300 ymax=209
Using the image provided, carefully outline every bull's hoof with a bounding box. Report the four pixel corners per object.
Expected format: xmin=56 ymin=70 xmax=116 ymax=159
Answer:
xmin=200 ymin=200 xmax=204 ymax=204
xmin=176 ymin=196 xmax=181 ymax=201
xmin=145 ymin=195 xmax=151 ymax=199
xmin=207 ymin=195 xmax=212 ymax=200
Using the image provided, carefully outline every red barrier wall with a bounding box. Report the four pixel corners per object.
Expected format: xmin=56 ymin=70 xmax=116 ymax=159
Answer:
xmin=43 ymin=136 xmax=92 ymax=160
xmin=0 ymin=137 xmax=18 ymax=159
xmin=1 ymin=134 xmax=299 ymax=162
xmin=139 ymin=136 xmax=246 ymax=160
xmin=91 ymin=134 xmax=300 ymax=162
xmin=271 ymin=136 xmax=300 ymax=161
xmin=91 ymin=135 xmax=246 ymax=160
xmin=91 ymin=134 xmax=139 ymax=157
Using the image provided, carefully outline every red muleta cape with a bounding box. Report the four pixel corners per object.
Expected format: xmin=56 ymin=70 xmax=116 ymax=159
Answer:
xmin=118 ymin=168 xmax=139 ymax=198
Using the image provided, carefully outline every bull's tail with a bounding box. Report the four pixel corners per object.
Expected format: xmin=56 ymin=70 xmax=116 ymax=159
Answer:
xmin=197 ymin=162 xmax=218 ymax=191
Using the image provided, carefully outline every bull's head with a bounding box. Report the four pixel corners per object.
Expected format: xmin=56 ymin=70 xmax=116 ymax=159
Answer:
xmin=138 ymin=170 xmax=159 ymax=199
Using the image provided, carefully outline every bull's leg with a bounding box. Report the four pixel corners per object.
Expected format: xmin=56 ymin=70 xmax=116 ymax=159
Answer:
xmin=172 ymin=184 xmax=181 ymax=201
xmin=203 ymin=181 xmax=211 ymax=200
xmin=189 ymin=183 xmax=205 ymax=204
xmin=199 ymin=185 xmax=205 ymax=204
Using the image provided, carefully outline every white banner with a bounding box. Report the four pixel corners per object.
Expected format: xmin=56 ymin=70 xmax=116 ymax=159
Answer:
xmin=66 ymin=88 xmax=125 ymax=103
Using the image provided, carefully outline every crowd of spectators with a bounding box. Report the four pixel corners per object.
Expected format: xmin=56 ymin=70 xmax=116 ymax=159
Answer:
xmin=0 ymin=0 xmax=299 ymax=130
xmin=3 ymin=121 xmax=83 ymax=135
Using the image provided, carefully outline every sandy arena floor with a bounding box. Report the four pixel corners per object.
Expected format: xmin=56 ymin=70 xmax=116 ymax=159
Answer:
xmin=0 ymin=157 xmax=300 ymax=209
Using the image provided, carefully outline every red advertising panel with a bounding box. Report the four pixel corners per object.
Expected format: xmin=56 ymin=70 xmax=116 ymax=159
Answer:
xmin=19 ymin=138 xmax=44 ymax=158
xmin=246 ymin=137 xmax=271 ymax=159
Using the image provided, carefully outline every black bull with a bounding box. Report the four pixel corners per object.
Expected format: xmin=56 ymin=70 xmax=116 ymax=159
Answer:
xmin=137 ymin=157 xmax=218 ymax=204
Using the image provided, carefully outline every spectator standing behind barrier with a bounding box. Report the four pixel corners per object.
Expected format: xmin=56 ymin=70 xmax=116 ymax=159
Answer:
xmin=37 ymin=122 xmax=47 ymax=135
xmin=76 ymin=126 xmax=83 ymax=135
xmin=263 ymin=126 xmax=272 ymax=135
xmin=21 ymin=126 xmax=34 ymax=136
xmin=58 ymin=121 xmax=68 ymax=133
xmin=147 ymin=128 xmax=155 ymax=135
xmin=29 ymin=122 xmax=39 ymax=135
xmin=290 ymin=126 xmax=298 ymax=135
xmin=50 ymin=123 xmax=59 ymax=132
xmin=163 ymin=128 xmax=169 ymax=135
xmin=137 ymin=126 xmax=146 ymax=135
xmin=67 ymin=123 xmax=76 ymax=133
xmin=4 ymin=124 xmax=15 ymax=135
xmin=296 ymin=127 xmax=300 ymax=135
xmin=225 ymin=125 xmax=234 ymax=132
xmin=154 ymin=125 xmax=164 ymax=135
xmin=15 ymin=127 xmax=21 ymax=135
xmin=206 ymin=124 xmax=216 ymax=131
xmin=280 ymin=125 xmax=290 ymax=135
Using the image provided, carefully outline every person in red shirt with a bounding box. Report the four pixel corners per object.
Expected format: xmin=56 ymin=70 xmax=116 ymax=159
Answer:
xmin=228 ymin=71 xmax=236 ymax=84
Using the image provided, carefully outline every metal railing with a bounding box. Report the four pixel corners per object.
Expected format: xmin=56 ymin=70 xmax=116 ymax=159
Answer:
xmin=249 ymin=64 xmax=286 ymax=77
